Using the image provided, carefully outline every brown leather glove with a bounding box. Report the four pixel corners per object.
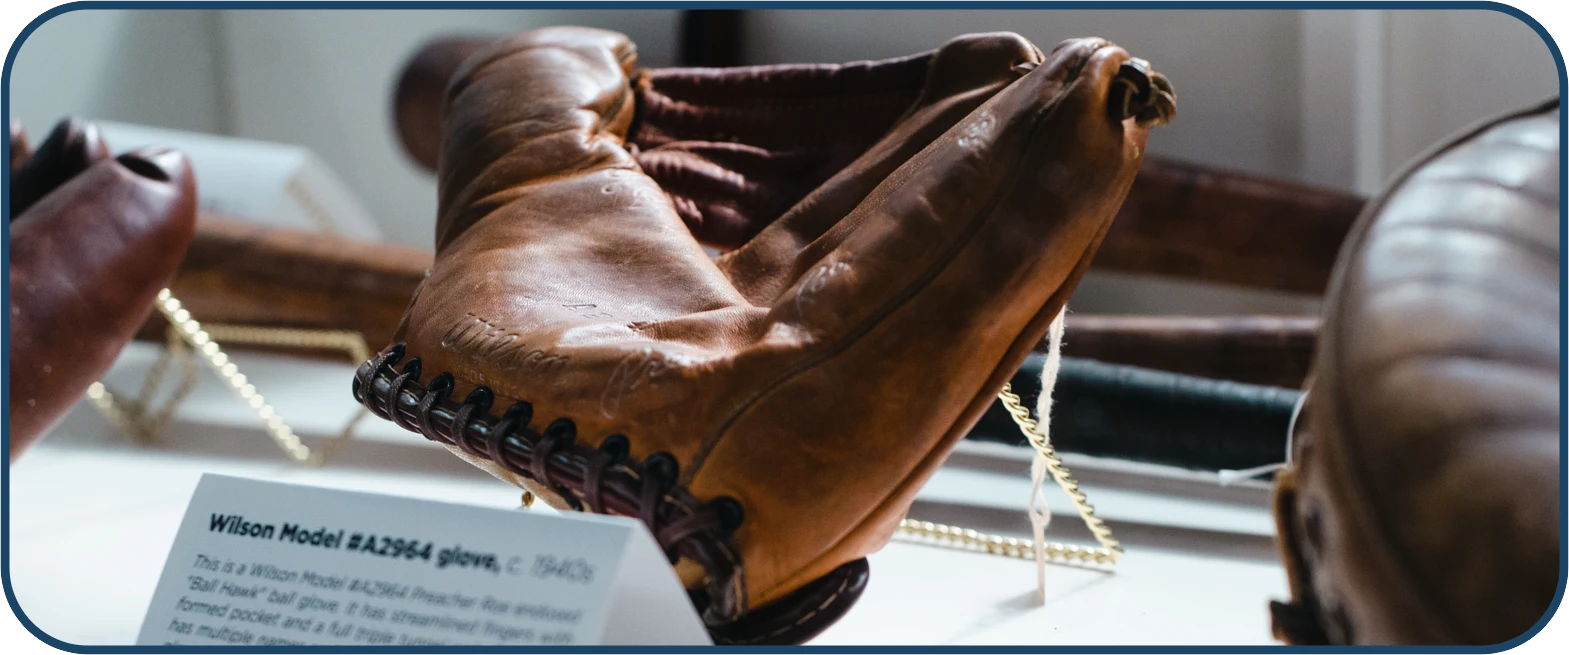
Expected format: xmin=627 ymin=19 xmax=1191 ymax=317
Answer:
xmin=355 ymin=27 xmax=1171 ymax=643
xmin=7 ymin=118 xmax=198 ymax=460
xmin=1270 ymin=98 xmax=1560 ymax=645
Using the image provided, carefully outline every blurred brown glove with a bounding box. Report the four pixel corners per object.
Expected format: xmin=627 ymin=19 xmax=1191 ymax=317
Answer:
xmin=8 ymin=118 xmax=198 ymax=460
xmin=1271 ymin=98 xmax=1560 ymax=645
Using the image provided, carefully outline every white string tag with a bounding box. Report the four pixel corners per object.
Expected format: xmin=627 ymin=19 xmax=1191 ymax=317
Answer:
xmin=1215 ymin=390 xmax=1308 ymax=486
xmin=1029 ymin=307 xmax=1068 ymax=605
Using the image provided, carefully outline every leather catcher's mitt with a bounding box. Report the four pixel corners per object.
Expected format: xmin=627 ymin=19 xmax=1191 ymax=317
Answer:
xmin=1271 ymin=99 xmax=1560 ymax=645
xmin=355 ymin=27 xmax=1172 ymax=643
xmin=8 ymin=118 xmax=198 ymax=459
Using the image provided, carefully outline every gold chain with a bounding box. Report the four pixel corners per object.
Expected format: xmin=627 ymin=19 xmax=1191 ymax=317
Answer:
xmin=87 ymin=325 xmax=201 ymax=443
xmin=895 ymin=519 xmax=1115 ymax=566
xmin=997 ymin=382 xmax=1122 ymax=559
xmin=88 ymin=289 xmax=370 ymax=466
xmin=201 ymin=323 xmax=372 ymax=365
xmin=893 ymin=383 xmax=1122 ymax=567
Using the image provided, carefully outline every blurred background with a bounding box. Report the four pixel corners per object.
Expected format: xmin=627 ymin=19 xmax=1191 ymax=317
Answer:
xmin=8 ymin=8 xmax=1558 ymax=315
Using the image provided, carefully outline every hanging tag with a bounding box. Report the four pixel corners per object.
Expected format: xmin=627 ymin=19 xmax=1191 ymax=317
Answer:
xmin=135 ymin=474 xmax=709 ymax=646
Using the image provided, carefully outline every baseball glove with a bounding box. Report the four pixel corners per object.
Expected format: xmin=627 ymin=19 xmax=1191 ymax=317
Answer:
xmin=8 ymin=118 xmax=197 ymax=459
xmin=1270 ymin=98 xmax=1560 ymax=645
xmin=355 ymin=27 xmax=1172 ymax=643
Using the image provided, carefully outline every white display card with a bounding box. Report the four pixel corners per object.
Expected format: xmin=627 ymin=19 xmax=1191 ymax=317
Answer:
xmin=135 ymin=474 xmax=710 ymax=646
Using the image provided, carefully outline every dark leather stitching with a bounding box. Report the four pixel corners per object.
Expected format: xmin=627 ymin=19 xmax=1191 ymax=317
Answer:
xmin=351 ymin=344 xmax=747 ymax=622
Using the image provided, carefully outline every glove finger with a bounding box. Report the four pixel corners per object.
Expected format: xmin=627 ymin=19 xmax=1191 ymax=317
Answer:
xmin=407 ymin=27 xmax=746 ymax=400
xmin=716 ymin=32 xmax=1045 ymax=300
xmin=8 ymin=147 xmax=197 ymax=459
xmin=631 ymin=140 xmax=836 ymax=249
xmin=777 ymin=37 xmax=1143 ymax=329
xmin=9 ymin=117 xmax=111 ymax=219
xmin=434 ymin=27 xmax=641 ymax=250
xmin=631 ymin=53 xmax=936 ymax=248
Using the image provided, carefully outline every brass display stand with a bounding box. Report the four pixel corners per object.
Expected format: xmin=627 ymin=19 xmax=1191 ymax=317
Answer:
xmin=88 ymin=289 xmax=369 ymax=466
xmin=894 ymin=384 xmax=1120 ymax=569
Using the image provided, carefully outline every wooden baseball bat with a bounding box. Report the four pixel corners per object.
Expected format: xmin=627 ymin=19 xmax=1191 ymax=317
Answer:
xmin=1097 ymin=158 xmax=1364 ymax=294
xmin=138 ymin=214 xmax=430 ymax=351
xmin=1060 ymin=314 xmax=1316 ymax=389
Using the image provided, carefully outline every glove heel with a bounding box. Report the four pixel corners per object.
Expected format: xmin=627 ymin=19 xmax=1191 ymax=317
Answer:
xmin=703 ymin=558 xmax=870 ymax=645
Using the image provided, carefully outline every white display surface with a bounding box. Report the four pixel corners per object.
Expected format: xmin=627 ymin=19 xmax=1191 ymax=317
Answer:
xmin=7 ymin=346 xmax=1288 ymax=646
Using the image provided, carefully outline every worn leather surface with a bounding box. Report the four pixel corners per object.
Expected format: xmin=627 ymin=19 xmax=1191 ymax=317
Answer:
xmin=7 ymin=118 xmax=198 ymax=459
xmin=1272 ymin=98 xmax=1561 ymax=645
xmin=370 ymin=25 xmax=1170 ymax=631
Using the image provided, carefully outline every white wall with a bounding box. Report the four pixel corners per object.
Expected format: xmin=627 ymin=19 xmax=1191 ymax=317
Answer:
xmin=1299 ymin=10 xmax=1558 ymax=192
xmin=1383 ymin=10 xmax=1558 ymax=179
xmin=214 ymin=10 xmax=539 ymax=248
xmin=8 ymin=9 xmax=224 ymax=138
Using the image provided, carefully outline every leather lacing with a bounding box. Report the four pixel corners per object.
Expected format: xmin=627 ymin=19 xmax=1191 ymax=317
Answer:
xmin=352 ymin=343 xmax=748 ymax=623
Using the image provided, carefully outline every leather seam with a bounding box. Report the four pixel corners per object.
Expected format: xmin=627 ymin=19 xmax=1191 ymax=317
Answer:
xmin=351 ymin=352 xmax=749 ymax=621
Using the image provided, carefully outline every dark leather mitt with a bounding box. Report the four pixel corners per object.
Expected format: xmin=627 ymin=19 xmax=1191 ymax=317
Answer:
xmin=8 ymin=118 xmax=198 ymax=459
xmin=355 ymin=27 xmax=1172 ymax=643
xmin=1270 ymin=98 xmax=1560 ymax=645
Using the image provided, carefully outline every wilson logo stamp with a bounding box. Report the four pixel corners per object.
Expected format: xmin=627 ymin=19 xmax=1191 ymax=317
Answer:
xmin=441 ymin=314 xmax=569 ymax=375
